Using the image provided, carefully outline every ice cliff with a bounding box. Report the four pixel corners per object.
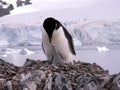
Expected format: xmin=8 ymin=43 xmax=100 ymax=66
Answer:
xmin=0 ymin=19 xmax=120 ymax=47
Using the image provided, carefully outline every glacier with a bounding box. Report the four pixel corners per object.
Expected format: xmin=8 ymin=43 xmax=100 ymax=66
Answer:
xmin=69 ymin=20 xmax=120 ymax=45
xmin=0 ymin=23 xmax=42 ymax=47
xmin=0 ymin=19 xmax=120 ymax=47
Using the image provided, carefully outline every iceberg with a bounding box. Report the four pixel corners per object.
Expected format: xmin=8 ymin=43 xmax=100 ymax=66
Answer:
xmin=97 ymin=46 xmax=109 ymax=52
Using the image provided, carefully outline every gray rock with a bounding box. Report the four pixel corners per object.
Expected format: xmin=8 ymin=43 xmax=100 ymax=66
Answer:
xmin=112 ymin=73 xmax=120 ymax=90
xmin=43 ymin=73 xmax=53 ymax=90
xmin=0 ymin=59 xmax=120 ymax=90
xmin=82 ymin=81 xmax=97 ymax=90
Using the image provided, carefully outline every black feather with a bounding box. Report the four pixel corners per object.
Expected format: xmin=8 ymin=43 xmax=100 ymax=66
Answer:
xmin=62 ymin=26 xmax=76 ymax=55
xmin=42 ymin=43 xmax=46 ymax=55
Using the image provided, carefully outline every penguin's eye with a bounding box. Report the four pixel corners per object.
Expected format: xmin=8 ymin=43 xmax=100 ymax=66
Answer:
xmin=55 ymin=23 xmax=60 ymax=30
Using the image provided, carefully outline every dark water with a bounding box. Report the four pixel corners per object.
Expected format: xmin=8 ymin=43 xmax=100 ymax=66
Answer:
xmin=0 ymin=45 xmax=120 ymax=75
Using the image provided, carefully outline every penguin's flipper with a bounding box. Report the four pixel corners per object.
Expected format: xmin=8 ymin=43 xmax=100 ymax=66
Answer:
xmin=42 ymin=43 xmax=46 ymax=55
xmin=62 ymin=27 xmax=76 ymax=55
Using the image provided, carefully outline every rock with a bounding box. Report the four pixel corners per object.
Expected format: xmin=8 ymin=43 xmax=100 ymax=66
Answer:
xmin=111 ymin=73 xmax=120 ymax=90
xmin=0 ymin=4 xmax=14 ymax=17
xmin=23 ymin=58 xmax=37 ymax=67
xmin=82 ymin=81 xmax=97 ymax=90
xmin=0 ymin=59 xmax=120 ymax=90
xmin=0 ymin=59 xmax=19 ymax=79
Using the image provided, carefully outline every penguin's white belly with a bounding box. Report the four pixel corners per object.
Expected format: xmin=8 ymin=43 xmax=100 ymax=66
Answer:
xmin=42 ymin=27 xmax=73 ymax=63
xmin=42 ymin=30 xmax=54 ymax=60
xmin=52 ymin=27 xmax=73 ymax=62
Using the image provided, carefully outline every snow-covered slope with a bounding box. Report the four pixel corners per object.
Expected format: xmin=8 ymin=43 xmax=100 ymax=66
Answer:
xmin=7 ymin=0 xmax=101 ymax=15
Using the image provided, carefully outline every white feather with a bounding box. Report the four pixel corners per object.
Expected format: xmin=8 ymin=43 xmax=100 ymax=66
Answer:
xmin=52 ymin=27 xmax=73 ymax=62
xmin=42 ymin=26 xmax=74 ymax=63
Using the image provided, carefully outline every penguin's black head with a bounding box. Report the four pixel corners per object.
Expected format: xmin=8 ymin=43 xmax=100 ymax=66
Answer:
xmin=43 ymin=17 xmax=61 ymax=43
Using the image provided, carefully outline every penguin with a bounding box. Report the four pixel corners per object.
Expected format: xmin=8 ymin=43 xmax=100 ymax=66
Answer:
xmin=42 ymin=17 xmax=76 ymax=64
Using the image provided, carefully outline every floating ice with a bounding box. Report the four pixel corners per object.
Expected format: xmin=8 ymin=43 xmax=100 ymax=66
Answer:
xmin=97 ymin=46 xmax=109 ymax=52
xmin=20 ymin=49 xmax=34 ymax=55
xmin=0 ymin=48 xmax=34 ymax=55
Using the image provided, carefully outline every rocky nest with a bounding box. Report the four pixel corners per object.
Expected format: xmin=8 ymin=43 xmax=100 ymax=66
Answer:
xmin=0 ymin=59 xmax=120 ymax=90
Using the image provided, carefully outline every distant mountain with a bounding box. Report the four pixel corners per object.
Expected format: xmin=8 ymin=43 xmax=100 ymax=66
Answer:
xmin=0 ymin=0 xmax=32 ymax=17
xmin=0 ymin=1 xmax=14 ymax=17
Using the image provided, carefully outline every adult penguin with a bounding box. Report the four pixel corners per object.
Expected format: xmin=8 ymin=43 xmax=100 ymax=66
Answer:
xmin=42 ymin=17 xmax=76 ymax=64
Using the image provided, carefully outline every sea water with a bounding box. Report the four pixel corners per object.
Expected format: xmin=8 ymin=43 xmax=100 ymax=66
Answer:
xmin=0 ymin=45 xmax=120 ymax=75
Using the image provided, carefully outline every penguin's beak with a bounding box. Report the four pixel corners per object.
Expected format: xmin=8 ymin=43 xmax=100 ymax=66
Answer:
xmin=47 ymin=29 xmax=54 ymax=43
xmin=48 ymin=34 xmax=52 ymax=43
xmin=49 ymin=38 xmax=52 ymax=43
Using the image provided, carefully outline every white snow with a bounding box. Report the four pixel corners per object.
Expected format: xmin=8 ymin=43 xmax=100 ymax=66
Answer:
xmin=6 ymin=0 xmax=99 ymax=15
xmin=1 ymin=0 xmax=119 ymax=20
